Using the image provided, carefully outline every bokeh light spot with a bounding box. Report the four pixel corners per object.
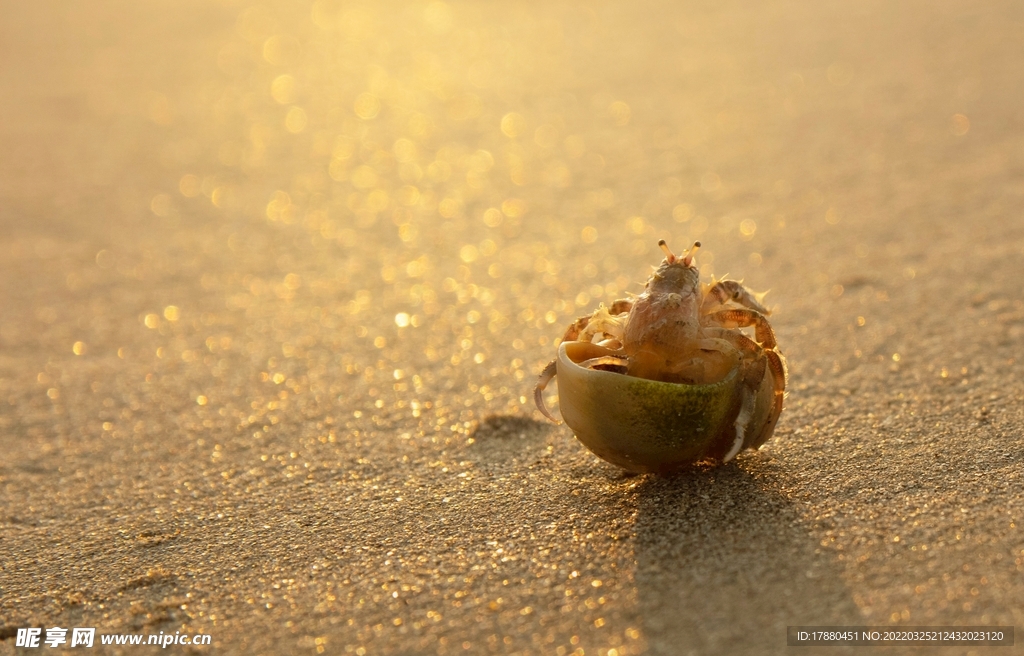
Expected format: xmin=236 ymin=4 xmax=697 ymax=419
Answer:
xmin=354 ymin=93 xmax=381 ymax=119
xmin=285 ymin=106 xmax=308 ymax=133
xmin=271 ymin=75 xmax=298 ymax=104
xmin=263 ymin=35 xmax=301 ymax=65
xmin=501 ymin=198 xmax=525 ymax=217
xmin=564 ymin=135 xmax=586 ymax=158
xmin=672 ymin=203 xmax=693 ymax=222
xmin=424 ymin=1 xmax=453 ymax=33
xmin=266 ymin=191 xmax=295 ymax=221
xmin=700 ymin=172 xmax=721 ymax=192
xmin=500 ymin=112 xmax=526 ymax=138
xmin=351 ymin=166 xmax=378 ymax=189
xmin=534 ymin=124 xmax=558 ymax=148
xmin=179 ymin=175 xmax=201 ymax=197
xmin=951 ymin=113 xmax=970 ymax=136
xmin=393 ymin=138 xmax=417 ymax=162
xmin=95 ymin=250 xmax=114 ymax=268
xmin=150 ymin=194 xmax=171 ymax=217
xmin=609 ymin=101 xmax=631 ymax=125
xmin=482 ymin=208 xmax=503 ymax=227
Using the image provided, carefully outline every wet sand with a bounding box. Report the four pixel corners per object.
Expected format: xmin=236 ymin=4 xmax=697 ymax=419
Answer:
xmin=2 ymin=1 xmax=1023 ymax=654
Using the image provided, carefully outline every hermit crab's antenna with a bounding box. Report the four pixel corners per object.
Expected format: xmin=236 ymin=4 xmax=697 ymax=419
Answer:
xmin=657 ymin=239 xmax=676 ymax=263
xmin=682 ymin=241 xmax=701 ymax=267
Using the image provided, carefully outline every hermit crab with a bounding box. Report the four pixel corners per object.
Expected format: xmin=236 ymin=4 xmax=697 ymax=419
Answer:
xmin=534 ymin=239 xmax=786 ymax=473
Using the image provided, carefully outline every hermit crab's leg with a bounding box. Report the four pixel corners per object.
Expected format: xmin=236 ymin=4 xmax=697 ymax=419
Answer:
xmin=609 ymin=299 xmax=633 ymax=315
xmin=592 ymin=300 xmax=631 ymax=349
xmin=701 ymin=326 xmax=761 ymax=357
xmin=752 ymin=349 xmax=787 ymax=449
xmin=701 ymin=328 xmax=768 ymax=461
xmin=540 ymin=299 xmax=632 ymax=422
xmin=705 ymin=309 xmax=779 ymax=350
xmin=696 ymin=337 xmax=742 ymax=360
xmin=563 ymin=300 xmax=632 ymax=344
xmin=578 ymin=305 xmax=627 ymax=344
xmin=702 ymin=326 xmax=786 ymax=454
xmin=579 ymin=355 xmax=629 ymax=371
xmin=533 ymin=359 xmax=560 ymax=423
xmin=701 ymin=280 xmax=769 ymax=315
xmin=562 ymin=316 xmax=592 ymax=343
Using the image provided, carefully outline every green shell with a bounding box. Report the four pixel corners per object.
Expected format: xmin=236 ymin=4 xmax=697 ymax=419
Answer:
xmin=556 ymin=341 xmax=776 ymax=473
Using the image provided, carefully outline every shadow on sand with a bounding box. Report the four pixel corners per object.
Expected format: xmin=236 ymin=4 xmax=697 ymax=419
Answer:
xmin=632 ymin=461 xmax=860 ymax=655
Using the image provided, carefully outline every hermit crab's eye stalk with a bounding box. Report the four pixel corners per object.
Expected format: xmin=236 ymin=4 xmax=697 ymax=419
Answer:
xmin=682 ymin=241 xmax=701 ymax=267
xmin=657 ymin=239 xmax=676 ymax=263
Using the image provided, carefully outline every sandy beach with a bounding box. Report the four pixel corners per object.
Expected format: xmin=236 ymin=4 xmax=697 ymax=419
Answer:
xmin=2 ymin=1 xmax=1023 ymax=654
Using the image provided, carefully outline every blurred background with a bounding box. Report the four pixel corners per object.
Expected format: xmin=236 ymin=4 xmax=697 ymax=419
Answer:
xmin=2 ymin=0 xmax=1023 ymax=654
